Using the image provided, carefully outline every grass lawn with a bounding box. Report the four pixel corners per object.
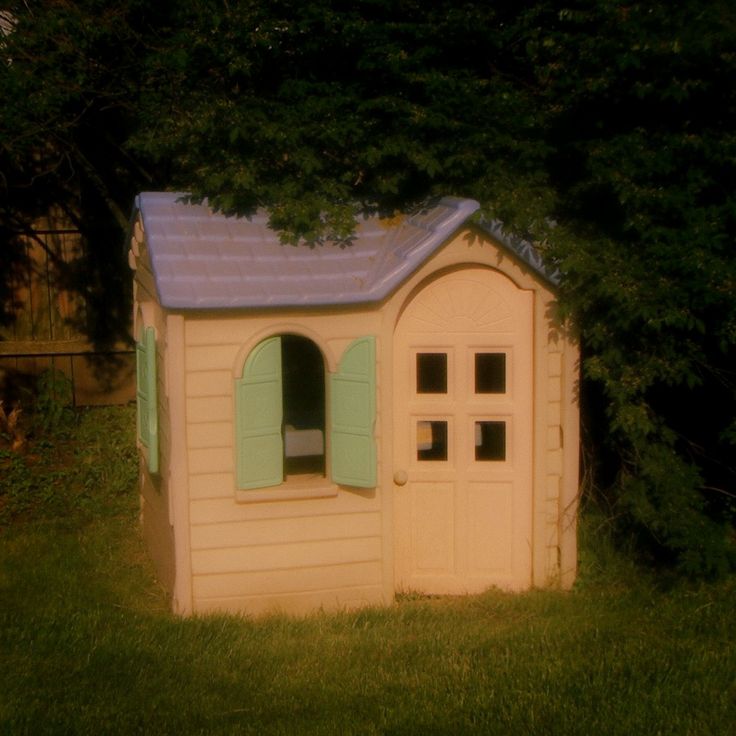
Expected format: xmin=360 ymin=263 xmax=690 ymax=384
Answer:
xmin=1 ymin=406 xmax=734 ymax=735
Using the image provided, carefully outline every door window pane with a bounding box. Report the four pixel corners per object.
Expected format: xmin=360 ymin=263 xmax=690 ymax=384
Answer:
xmin=475 ymin=353 xmax=506 ymax=394
xmin=416 ymin=353 xmax=447 ymax=394
xmin=417 ymin=420 xmax=448 ymax=461
xmin=475 ymin=421 xmax=506 ymax=461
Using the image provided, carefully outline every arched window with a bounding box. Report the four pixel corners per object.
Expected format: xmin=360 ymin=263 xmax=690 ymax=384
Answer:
xmin=235 ymin=335 xmax=377 ymax=491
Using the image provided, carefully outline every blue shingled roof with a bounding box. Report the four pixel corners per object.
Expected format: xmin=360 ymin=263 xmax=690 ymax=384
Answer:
xmin=133 ymin=192 xmax=556 ymax=310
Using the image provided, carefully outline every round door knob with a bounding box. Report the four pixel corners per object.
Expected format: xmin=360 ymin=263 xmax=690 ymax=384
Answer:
xmin=393 ymin=470 xmax=408 ymax=486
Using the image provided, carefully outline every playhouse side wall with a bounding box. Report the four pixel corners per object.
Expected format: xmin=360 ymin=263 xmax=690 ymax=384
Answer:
xmin=532 ymin=281 xmax=580 ymax=589
xmin=181 ymin=311 xmax=391 ymax=616
xmin=559 ymin=339 xmax=580 ymax=588
xmin=131 ymin=221 xmax=178 ymax=602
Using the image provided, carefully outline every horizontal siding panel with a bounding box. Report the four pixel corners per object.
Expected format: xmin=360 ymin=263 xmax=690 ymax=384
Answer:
xmin=191 ymin=536 xmax=382 ymax=575
xmin=141 ymin=504 xmax=176 ymax=596
xmin=189 ymin=473 xmax=232 ymax=500
xmin=186 ymin=320 xmax=249 ymax=347
xmin=187 ymin=421 xmax=232 ymax=449
xmin=157 ymin=398 xmax=171 ymax=424
xmin=547 ymin=351 xmax=563 ymax=378
xmin=186 ymin=396 xmax=232 ymax=423
xmin=547 ymin=401 xmax=561 ymax=426
xmin=140 ymin=469 xmax=167 ymax=513
xmin=547 ymin=447 xmax=563 ymax=476
xmin=158 ymin=416 xmax=171 ymax=447
xmin=188 ymin=447 xmax=234 ymax=475
xmin=193 ymin=560 xmax=383 ymax=599
xmin=548 ymin=375 xmax=562 ymax=402
xmin=187 ymin=344 xmax=239 ymax=372
xmin=135 ymin=265 xmax=157 ymax=303
xmin=193 ymin=585 xmax=385 ymax=616
xmin=190 ymin=488 xmax=379 ymax=524
xmin=190 ymin=511 xmax=382 ymax=550
xmin=186 ymin=370 xmax=232 ymax=397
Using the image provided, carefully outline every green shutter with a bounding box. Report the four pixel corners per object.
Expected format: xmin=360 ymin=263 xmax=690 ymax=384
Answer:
xmin=136 ymin=326 xmax=159 ymax=474
xmin=136 ymin=337 xmax=148 ymax=447
xmin=330 ymin=336 xmax=377 ymax=488
xmin=235 ymin=336 xmax=284 ymax=489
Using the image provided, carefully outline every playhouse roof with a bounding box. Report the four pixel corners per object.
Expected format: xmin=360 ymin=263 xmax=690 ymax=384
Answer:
xmin=133 ymin=192 xmax=556 ymax=310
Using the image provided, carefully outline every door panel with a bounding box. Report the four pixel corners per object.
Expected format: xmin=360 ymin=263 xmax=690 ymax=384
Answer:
xmin=393 ymin=268 xmax=533 ymax=593
xmin=467 ymin=481 xmax=513 ymax=574
xmin=411 ymin=482 xmax=455 ymax=573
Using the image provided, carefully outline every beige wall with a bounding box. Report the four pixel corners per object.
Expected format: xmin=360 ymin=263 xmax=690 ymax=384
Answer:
xmin=181 ymin=308 xmax=391 ymax=615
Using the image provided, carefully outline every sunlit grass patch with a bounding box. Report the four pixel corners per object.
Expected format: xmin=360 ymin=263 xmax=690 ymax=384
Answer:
xmin=1 ymin=406 xmax=734 ymax=735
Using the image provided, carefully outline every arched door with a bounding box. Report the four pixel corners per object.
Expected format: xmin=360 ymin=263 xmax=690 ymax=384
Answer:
xmin=393 ymin=267 xmax=533 ymax=593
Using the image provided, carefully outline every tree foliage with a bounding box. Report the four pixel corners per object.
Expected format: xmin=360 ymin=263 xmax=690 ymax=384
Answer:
xmin=527 ymin=0 xmax=736 ymax=575
xmin=131 ymin=0 xmax=552 ymax=242
xmin=0 ymin=0 xmax=169 ymax=343
xmin=2 ymin=0 xmax=734 ymax=574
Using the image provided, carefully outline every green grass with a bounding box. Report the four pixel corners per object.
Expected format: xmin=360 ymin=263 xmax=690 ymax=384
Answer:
xmin=1 ymin=407 xmax=735 ymax=735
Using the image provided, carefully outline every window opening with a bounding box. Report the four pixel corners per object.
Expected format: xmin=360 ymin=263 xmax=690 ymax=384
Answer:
xmin=281 ymin=335 xmax=326 ymax=477
xmin=417 ymin=420 xmax=448 ymax=461
xmin=417 ymin=353 xmax=447 ymax=393
xmin=475 ymin=353 xmax=506 ymax=394
xmin=475 ymin=421 xmax=506 ymax=461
